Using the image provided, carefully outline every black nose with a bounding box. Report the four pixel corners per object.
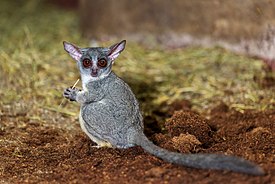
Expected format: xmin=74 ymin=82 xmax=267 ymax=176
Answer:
xmin=91 ymin=68 xmax=98 ymax=74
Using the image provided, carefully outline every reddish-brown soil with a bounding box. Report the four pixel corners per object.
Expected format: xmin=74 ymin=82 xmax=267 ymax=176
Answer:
xmin=0 ymin=102 xmax=274 ymax=184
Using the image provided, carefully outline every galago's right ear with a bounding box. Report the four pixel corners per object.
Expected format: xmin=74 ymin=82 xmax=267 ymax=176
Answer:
xmin=63 ymin=41 xmax=83 ymax=61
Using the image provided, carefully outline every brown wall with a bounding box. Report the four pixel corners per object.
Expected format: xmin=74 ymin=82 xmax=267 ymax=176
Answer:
xmin=79 ymin=0 xmax=275 ymax=41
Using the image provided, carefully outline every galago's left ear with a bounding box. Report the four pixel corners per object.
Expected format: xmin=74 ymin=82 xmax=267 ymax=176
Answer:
xmin=63 ymin=41 xmax=83 ymax=61
xmin=108 ymin=40 xmax=126 ymax=62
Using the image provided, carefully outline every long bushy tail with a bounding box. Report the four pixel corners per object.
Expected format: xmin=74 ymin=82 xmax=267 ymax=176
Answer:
xmin=134 ymin=133 xmax=264 ymax=175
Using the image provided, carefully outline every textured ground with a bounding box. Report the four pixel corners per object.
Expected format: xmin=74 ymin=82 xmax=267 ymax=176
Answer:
xmin=0 ymin=1 xmax=274 ymax=183
xmin=0 ymin=102 xmax=274 ymax=183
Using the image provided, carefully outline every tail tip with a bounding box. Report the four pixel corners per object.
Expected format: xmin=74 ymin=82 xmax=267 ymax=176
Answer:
xmin=247 ymin=166 xmax=265 ymax=176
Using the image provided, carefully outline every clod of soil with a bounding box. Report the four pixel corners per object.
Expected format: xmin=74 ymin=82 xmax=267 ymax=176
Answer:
xmin=171 ymin=133 xmax=202 ymax=153
xmin=165 ymin=110 xmax=214 ymax=145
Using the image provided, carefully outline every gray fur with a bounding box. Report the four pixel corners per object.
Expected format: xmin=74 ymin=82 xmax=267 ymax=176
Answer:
xmin=136 ymin=133 xmax=264 ymax=175
xmin=62 ymin=40 xmax=264 ymax=175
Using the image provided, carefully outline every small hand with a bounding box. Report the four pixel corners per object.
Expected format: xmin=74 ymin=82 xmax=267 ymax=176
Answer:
xmin=63 ymin=87 xmax=81 ymax=101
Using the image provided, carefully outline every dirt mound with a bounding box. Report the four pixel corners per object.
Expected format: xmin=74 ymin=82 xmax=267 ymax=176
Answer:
xmin=0 ymin=106 xmax=274 ymax=183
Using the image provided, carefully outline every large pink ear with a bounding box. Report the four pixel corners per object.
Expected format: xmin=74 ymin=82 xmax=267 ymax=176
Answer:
xmin=108 ymin=40 xmax=126 ymax=62
xmin=63 ymin=41 xmax=82 ymax=61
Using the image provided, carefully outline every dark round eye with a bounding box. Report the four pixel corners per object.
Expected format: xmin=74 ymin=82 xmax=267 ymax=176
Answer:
xmin=82 ymin=58 xmax=91 ymax=68
xmin=97 ymin=58 xmax=107 ymax=68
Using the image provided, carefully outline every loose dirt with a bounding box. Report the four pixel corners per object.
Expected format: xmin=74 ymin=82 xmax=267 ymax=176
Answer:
xmin=0 ymin=103 xmax=274 ymax=183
